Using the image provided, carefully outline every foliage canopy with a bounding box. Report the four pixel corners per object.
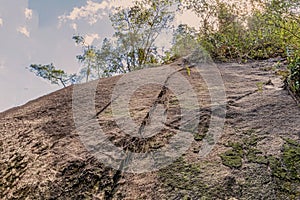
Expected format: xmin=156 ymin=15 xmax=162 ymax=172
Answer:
xmin=29 ymin=0 xmax=300 ymax=96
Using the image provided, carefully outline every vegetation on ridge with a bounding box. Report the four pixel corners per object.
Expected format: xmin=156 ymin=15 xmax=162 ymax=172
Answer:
xmin=27 ymin=0 xmax=300 ymax=97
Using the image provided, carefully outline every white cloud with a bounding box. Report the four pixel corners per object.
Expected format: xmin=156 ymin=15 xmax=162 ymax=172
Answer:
xmin=0 ymin=18 xmax=3 ymax=27
xmin=58 ymin=0 xmax=110 ymax=25
xmin=71 ymin=23 xmax=78 ymax=31
xmin=175 ymin=10 xmax=200 ymax=29
xmin=85 ymin=33 xmax=100 ymax=45
xmin=109 ymin=0 xmax=135 ymax=9
xmin=0 ymin=59 xmax=5 ymax=70
xmin=17 ymin=26 xmax=30 ymax=37
xmin=25 ymin=8 xmax=33 ymax=20
xmin=58 ymin=0 xmax=136 ymax=26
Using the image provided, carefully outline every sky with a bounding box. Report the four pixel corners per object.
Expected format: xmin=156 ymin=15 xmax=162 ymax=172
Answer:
xmin=0 ymin=0 xmax=200 ymax=112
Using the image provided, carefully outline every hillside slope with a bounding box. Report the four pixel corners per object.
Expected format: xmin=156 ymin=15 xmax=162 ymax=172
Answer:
xmin=1 ymin=59 xmax=299 ymax=199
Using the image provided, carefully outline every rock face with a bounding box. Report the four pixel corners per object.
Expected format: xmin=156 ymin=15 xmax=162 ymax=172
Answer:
xmin=0 ymin=59 xmax=299 ymax=199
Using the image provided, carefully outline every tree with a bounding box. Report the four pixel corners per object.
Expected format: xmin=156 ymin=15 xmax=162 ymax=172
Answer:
xmin=29 ymin=0 xmax=179 ymax=85
xmin=109 ymin=0 xmax=176 ymax=70
xmin=260 ymin=0 xmax=300 ymax=42
xmin=28 ymin=64 xmax=77 ymax=88
xmin=73 ymin=35 xmax=98 ymax=82
xmin=171 ymin=24 xmax=198 ymax=57
xmin=259 ymin=0 xmax=300 ymax=94
xmin=74 ymin=0 xmax=177 ymax=81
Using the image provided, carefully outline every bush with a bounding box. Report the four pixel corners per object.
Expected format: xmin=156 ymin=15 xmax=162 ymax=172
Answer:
xmin=182 ymin=0 xmax=300 ymax=95
xmin=287 ymin=49 xmax=300 ymax=95
xmin=180 ymin=0 xmax=300 ymax=62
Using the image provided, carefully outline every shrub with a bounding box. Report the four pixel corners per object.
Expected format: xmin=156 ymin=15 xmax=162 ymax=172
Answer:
xmin=287 ymin=49 xmax=300 ymax=95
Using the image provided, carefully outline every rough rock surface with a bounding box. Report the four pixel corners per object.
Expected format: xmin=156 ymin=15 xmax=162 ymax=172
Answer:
xmin=0 ymin=59 xmax=299 ymax=199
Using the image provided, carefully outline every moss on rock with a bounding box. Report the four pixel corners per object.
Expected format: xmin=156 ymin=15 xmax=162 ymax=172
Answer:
xmin=220 ymin=150 xmax=243 ymax=169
